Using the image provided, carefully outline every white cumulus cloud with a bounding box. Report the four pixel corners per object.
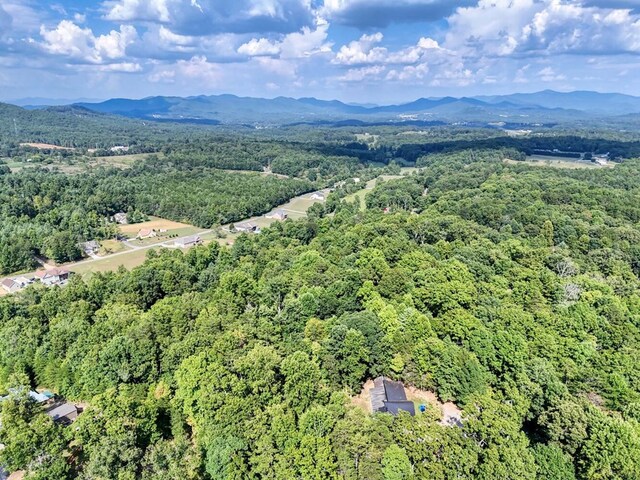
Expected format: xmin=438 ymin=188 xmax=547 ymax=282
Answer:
xmin=238 ymin=37 xmax=281 ymax=56
xmin=445 ymin=0 xmax=640 ymax=57
xmin=39 ymin=20 xmax=137 ymax=64
xmin=102 ymin=0 xmax=316 ymax=35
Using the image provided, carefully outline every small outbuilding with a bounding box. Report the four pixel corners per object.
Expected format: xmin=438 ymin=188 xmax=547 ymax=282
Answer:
xmin=79 ymin=240 xmax=100 ymax=255
xmin=310 ymin=192 xmax=326 ymax=201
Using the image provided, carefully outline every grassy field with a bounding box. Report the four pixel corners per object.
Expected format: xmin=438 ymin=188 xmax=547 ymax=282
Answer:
xmin=343 ymin=174 xmax=407 ymax=211
xmin=4 ymin=158 xmax=87 ymax=174
xmin=119 ymin=218 xmax=197 ymax=236
xmin=99 ymin=239 xmax=129 ymax=255
xmin=344 ymin=179 xmax=377 ymax=211
xmin=71 ymin=248 xmax=157 ymax=275
xmin=128 ymin=226 xmax=204 ymax=247
xmin=91 ymin=152 xmax=162 ymax=168
xmin=20 ymin=142 xmax=73 ymax=150
xmin=505 ymin=156 xmax=610 ymax=169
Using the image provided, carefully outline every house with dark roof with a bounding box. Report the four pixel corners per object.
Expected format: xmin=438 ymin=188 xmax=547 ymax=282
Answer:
xmin=46 ymin=403 xmax=78 ymax=425
xmin=370 ymin=377 xmax=416 ymax=416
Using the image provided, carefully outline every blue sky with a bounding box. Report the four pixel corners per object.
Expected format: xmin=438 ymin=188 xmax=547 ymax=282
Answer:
xmin=1 ymin=0 xmax=640 ymax=103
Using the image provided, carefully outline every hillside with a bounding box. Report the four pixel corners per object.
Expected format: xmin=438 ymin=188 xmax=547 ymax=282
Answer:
xmin=2 ymin=150 xmax=640 ymax=478
xmin=0 ymin=102 xmax=210 ymax=148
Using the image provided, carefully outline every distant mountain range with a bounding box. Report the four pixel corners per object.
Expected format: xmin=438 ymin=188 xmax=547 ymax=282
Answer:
xmin=6 ymin=90 xmax=640 ymax=126
xmin=11 ymin=97 xmax=104 ymax=108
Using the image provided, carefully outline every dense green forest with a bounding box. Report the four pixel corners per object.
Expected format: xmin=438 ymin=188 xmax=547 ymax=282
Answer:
xmin=2 ymin=150 xmax=640 ymax=479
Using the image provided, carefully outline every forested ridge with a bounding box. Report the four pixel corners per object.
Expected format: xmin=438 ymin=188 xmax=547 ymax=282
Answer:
xmin=1 ymin=151 xmax=640 ymax=479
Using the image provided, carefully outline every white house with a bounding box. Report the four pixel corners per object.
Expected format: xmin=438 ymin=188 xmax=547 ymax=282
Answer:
xmin=35 ymin=268 xmax=70 ymax=286
xmin=137 ymin=228 xmax=157 ymax=240
xmin=174 ymin=235 xmax=202 ymax=248
xmin=235 ymin=222 xmax=259 ymax=233
xmin=113 ymin=212 xmax=128 ymax=224
xmin=310 ymin=192 xmax=326 ymax=201
xmin=1 ymin=279 xmax=20 ymax=294
xmin=265 ymin=209 xmax=288 ymax=221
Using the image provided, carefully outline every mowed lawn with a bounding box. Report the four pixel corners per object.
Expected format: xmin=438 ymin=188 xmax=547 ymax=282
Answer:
xmin=128 ymin=226 xmax=205 ymax=247
xmin=72 ymin=248 xmax=158 ymax=276
xmin=118 ymin=217 xmax=197 ymax=236
xmin=343 ymin=175 xmax=405 ymax=211
xmin=119 ymin=218 xmax=205 ymax=247
xmin=99 ymin=239 xmax=129 ymax=255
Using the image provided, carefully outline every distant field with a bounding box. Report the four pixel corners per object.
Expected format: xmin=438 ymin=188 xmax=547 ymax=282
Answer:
xmin=505 ymin=156 xmax=609 ymax=169
xmin=343 ymin=174 xmax=406 ymax=211
xmin=4 ymin=153 xmax=155 ymax=174
xmin=20 ymin=142 xmax=73 ymax=150
xmin=119 ymin=217 xmax=196 ymax=236
xmin=91 ymin=152 xmax=162 ymax=167
xmin=6 ymin=160 xmax=84 ymax=174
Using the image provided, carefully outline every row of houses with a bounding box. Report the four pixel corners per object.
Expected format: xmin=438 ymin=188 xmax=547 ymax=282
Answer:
xmin=1 ymin=268 xmax=70 ymax=294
